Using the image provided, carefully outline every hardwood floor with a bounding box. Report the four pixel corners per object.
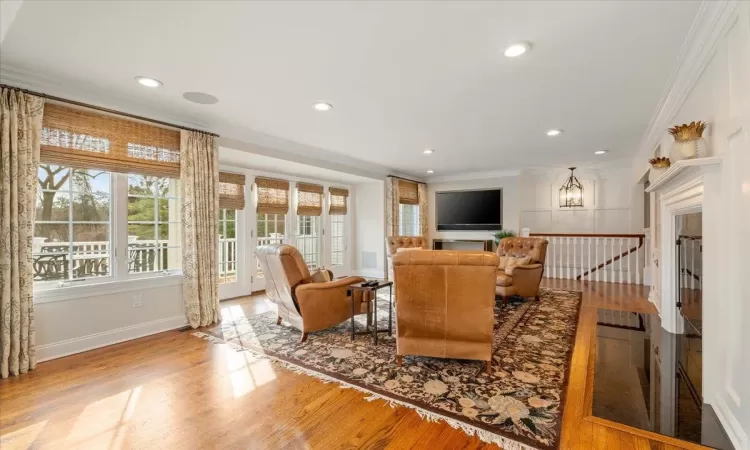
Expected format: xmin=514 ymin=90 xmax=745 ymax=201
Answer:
xmin=0 ymin=280 xmax=709 ymax=450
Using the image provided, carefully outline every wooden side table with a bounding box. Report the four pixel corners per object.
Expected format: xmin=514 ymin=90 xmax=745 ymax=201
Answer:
xmin=347 ymin=280 xmax=393 ymax=345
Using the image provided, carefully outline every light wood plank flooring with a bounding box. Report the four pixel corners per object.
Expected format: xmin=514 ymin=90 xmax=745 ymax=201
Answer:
xmin=0 ymin=280 xmax=709 ymax=449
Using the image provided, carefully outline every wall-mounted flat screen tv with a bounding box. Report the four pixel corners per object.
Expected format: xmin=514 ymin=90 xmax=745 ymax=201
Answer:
xmin=436 ymin=189 xmax=502 ymax=231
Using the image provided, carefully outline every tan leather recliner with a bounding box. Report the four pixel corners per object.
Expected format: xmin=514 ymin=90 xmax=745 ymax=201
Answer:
xmin=255 ymin=244 xmax=368 ymax=342
xmin=393 ymin=250 xmax=499 ymax=374
xmin=495 ymin=237 xmax=549 ymax=305
xmin=385 ymin=236 xmax=429 ymax=279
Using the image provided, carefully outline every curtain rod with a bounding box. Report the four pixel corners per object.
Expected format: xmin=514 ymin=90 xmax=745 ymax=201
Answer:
xmin=388 ymin=174 xmax=425 ymax=184
xmin=1 ymin=83 xmax=219 ymax=137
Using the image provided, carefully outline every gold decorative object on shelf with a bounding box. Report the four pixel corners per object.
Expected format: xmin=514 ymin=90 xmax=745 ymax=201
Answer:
xmin=648 ymin=157 xmax=671 ymax=182
xmin=668 ymin=121 xmax=708 ymax=161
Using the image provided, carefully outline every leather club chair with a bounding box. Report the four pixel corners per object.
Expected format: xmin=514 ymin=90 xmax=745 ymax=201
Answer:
xmin=393 ymin=250 xmax=499 ymax=374
xmin=385 ymin=236 xmax=429 ymax=280
xmin=495 ymin=237 xmax=549 ymax=306
xmin=255 ymin=244 xmax=369 ymax=342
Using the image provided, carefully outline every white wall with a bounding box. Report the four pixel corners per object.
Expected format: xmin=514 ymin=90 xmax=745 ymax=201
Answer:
xmin=35 ymin=280 xmax=185 ymax=362
xmin=351 ymin=181 xmax=386 ymax=278
xmin=646 ymin=3 xmax=750 ymax=447
xmin=519 ymin=166 xmax=643 ymax=234
xmin=427 ymin=175 xmax=520 ymax=244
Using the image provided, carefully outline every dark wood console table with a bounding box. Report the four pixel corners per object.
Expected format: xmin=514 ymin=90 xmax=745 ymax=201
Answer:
xmin=432 ymin=239 xmax=494 ymax=251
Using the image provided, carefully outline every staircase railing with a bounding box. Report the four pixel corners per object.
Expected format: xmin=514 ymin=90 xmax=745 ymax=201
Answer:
xmin=530 ymin=233 xmax=646 ymax=284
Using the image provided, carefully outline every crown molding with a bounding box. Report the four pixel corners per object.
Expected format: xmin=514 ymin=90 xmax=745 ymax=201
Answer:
xmin=1 ymin=64 xmax=396 ymax=180
xmin=632 ymin=0 xmax=740 ymax=179
xmin=426 ymin=169 xmax=522 ymax=184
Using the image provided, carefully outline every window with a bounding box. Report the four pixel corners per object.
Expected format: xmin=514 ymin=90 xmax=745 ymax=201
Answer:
xmin=218 ymin=209 xmax=237 ymax=284
xmin=34 ymin=164 xmax=111 ymax=283
xmin=399 ymin=203 xmax=420 ymax=236
xmin=256 ymin=213 xmax=286 ymax=278
xmin=296 ymin=215 xmax=321 ymax=270
xmin=127 ymin=175 xmax=182 ymax=274
xmin=331 ymin=215 xmax=345 ymax=266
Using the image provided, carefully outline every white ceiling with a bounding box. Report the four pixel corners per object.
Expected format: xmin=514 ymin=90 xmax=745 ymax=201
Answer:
xmin=0 ymin=1 xmax=700 ymax=178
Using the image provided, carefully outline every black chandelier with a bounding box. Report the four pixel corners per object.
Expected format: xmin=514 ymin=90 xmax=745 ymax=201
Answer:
xmin=559 ymin=167 xmax=583 ymax=208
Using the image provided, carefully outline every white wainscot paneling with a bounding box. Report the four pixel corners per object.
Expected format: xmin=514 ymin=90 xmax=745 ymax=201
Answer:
xmin=552 ymin=209 xmax=595 ymax=233
xmin=594 ymin=209 xmax=632 ymax=233
xmin=520 ymin=211 xmax=552 ymax=233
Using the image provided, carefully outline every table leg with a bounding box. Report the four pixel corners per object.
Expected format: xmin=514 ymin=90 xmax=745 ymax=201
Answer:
xmin=373 ymin=290 xmax=378 ymax=345
xmin=351 ymin=290 xmax=356 ymax=342
xmin=388 ymin=285 xmax=393 ymax=336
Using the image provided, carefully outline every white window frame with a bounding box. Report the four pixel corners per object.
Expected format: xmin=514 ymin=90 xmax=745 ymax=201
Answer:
xmin=34 ymin=171 xmax=184 ymax=302
xmin=296 ymin=214 xmax=322 ymax=270
xmin=330 ymin=214 xmax=345 ymax=267
xmin=218 ymin=208 xmax=238 ymax=284
xmin=399 ymin=203 xmax=420 ymax=236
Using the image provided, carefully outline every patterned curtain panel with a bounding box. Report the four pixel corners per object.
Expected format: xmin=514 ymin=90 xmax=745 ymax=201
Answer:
xmin=385 ymin=176 xmax=400 ymax=237
xmin=0 ymin=88 xmax=44 ymax=378
xmin=256 ymin=177 xmax=290 ymax=214
xmin=180 ymin=130 xmax=219 ymax=328
xmin=418 ymin=182 xmax=428 ymax=239
xmin=296 ymin=182 xmax=323 ymax=216
xmin=329 ymin=187 xmax=348 ymax=215
xmin=218 ymin=172 xmax=245 ymax=210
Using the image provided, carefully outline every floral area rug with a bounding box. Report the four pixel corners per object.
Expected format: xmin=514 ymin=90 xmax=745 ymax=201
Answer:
xmin=193 ymin=288 xmax=581 ymax=450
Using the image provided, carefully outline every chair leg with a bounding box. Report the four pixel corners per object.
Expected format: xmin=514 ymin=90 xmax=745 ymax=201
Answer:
xmin=396 ymin=355 xmax=403 ymax=367
xmin=299 ymin=332 xmax=308 ymax=344
xmin=502 ymin=296 xmax=509 ymax=307
xmin=276 ymin=316 xmax=282 ymax=325
xmin=535 ymin=295 xmax=541 ymax=301
xmin=485 ymin=359 xmax=492 ymax=375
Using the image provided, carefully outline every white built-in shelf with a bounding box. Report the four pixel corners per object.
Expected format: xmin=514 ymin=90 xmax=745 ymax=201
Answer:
xmin=645 ymin=156 xmax=723 ymax=193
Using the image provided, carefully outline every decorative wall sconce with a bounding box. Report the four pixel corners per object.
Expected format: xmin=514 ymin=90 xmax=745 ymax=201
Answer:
xmin=559 ymin=167 xmax=584 ymax=208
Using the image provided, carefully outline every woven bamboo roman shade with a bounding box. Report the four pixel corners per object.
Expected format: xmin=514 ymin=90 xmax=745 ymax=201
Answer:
xmin=40 ymin=103 xmax=181 ymax=177
xmin=297 ymin=182 xmax=324 ymax=216
xmin=218 ymin=172 xmax=246 ymax=210
xmin=256 ymin=177 xmax=290 ymax=214
xmin=398 ymin=179 xmax=419 ymax=205
xmin=329 ymin=187 xmax=349 ymax=215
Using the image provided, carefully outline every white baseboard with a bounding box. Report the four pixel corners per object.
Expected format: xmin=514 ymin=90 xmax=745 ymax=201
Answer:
xmin=36 ymin=315 xmax=187 ymax=362
xmin=352 ymin=269 xmax=386 ymax=279
xmin=711 ymin=394 xmax=748 ymax=450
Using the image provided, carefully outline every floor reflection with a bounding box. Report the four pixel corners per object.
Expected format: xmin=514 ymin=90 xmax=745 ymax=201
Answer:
xmin=592 ymin=308 xmax=733 ymax=449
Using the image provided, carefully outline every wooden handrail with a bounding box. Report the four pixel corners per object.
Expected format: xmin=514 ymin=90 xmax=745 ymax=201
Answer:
xmin=576 ymin=236 xmax=645 ymax=280
xmin=530 ymin=233 xmax=646 ymax=238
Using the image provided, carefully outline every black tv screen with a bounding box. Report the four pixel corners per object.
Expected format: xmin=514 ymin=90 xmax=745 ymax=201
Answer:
xmin=436 ymin=189 xmax=502 ymax=231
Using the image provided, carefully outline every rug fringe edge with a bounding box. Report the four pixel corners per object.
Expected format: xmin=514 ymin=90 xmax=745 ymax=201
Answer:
xmin=190 ymin=331 xmax=541 ymax=450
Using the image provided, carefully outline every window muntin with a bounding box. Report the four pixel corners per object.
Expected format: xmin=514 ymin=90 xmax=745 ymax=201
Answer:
xmin=331 ymin=215 xmax=345 ymax=266
xmin=34 ymin=165 xmax=111 ymax=283
xmin=127 ymin=175 xmax=182 ymax=274
xmin=399 ymin=203 xmax=420 ymax=236
xmin=218 ymin=209 xmax=237 ymax=284
xmin=256 ymin=213 xmax=286 ymax=278
xmin=296 ymin=215 xmax=321 ymax=270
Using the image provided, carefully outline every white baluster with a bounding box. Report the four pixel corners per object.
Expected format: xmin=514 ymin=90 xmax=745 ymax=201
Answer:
xmin=610 ymin=237 xmax=615 ymax=282
xmin=594 ymin=238 xmax=599 ymax=281
xmin=603 ymin=238 xmax=608 ymax=283
xmin=619 ymin=238 xmax=624 ymax=284
xmin=587 ymin=237 xmax=592 ymax=281
xmin=626 ymin=238 xmax=632 ymax=284
xmin=565 ymin=236 xmax=570 ymax=279
xmin=691 ymin=239 xmax=696 ymax=290
xmin=572 ymin=236 xmax=577 ymax=280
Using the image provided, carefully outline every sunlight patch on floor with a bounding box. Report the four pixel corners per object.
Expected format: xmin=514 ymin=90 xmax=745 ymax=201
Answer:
xmin=65 ymin=386 xmax=142 ymax=449
xmin=0 ymin=420 xmax=48 ymax=449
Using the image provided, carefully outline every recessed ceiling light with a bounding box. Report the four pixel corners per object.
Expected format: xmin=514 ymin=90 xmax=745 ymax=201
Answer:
xmin=427 ymin=170 xmax=434 ymax=174
xmin=423 ymin=148 xmax=434 ymax=154
xmin=546 ymin=129 xmax=563 ymax=136
xmin=183 ymin=92 xmax=219 ymax=105
xmin=313 ymin=102 xmax=333 ymax=111
xmin=595 ymin=150 xmax=608 ymax=155
xmin=504 ymin=42 xmax=532 ymax=58
xmin=135 ymin=76 xmax=162 ymax=88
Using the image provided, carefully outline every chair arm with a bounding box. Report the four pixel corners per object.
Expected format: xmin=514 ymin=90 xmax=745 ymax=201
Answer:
xmin=294 ymin=276 xmax=365 ymax=331
xmin=507 ymin=263 xmax=544 ymax=297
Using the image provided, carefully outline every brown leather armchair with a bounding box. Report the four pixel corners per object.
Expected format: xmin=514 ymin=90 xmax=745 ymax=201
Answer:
xmin=495 ymin=237 xmax=549 ymax=306
xmin=393 ymin=250 xmax=499 ymax=374
xmin=255 ymin=244 xmax=368 ymax=342
xmin=385 ymin=236 xmax=429 ymax=280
